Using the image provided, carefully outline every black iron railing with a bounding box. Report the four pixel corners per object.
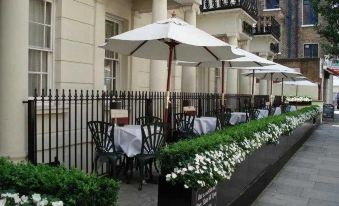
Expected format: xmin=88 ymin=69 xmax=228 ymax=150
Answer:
xmin=24 ymin=89 xmax=268 ymax=173
xmin=270 ymin=43 xmax=279 ymax=53
xmin=253 ymin=16 xmax=281 ymax=40
xmin=201 ymin=0 xmax=258 ymax=20
xmin=242 ymin=21 xmax=254 ymax=36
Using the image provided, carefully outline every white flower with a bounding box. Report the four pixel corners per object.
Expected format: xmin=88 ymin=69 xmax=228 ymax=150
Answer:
xmin=165 ymin=174 xmax=171 ymax=181
xmin=32 ymin=193 xmax=41 ymax=204
xmin=171 ymin=173 xmax=177 ymax=179
xmin=39 ymin=198 xmax=49 ymax=206
xmin=184 ymin=184 xmax=189 ymax=189
xmin=21 ymin=195 xmax=28 ymax=203
xmin=51 ymin=201 xmax=64 ymax=206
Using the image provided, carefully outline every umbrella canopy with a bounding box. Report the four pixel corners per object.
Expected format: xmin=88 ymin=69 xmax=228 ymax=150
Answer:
xmin=177 ymin=47 xmax=275 ymax=68
xmin=177 ymin=48 xmax=276 ymax=106
xmin=101 ymin=16 xmax=242 ymax=122
xmin=242 ymin=67 xmax=303 ymax=105
xmin=278 ymin=80 xmax=317 ymax=86
xmin=242 ymin=68 xmax=303 ymax=81
xmin=101 ymin=17 xmax=242 ymax=62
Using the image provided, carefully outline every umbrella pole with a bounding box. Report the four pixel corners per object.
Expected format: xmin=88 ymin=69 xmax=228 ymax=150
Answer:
xmin=251 ymin=70 xmax=255 ymax=107
xmin=221 ymin=61 xmax=225 ymax=109
xmin=164 ymin=43 xmax=175 ymax=124
xmin=281 ymin=78 xmax=284 ymax=102
xmin=270 ymin=73 xmax=273 ymax=107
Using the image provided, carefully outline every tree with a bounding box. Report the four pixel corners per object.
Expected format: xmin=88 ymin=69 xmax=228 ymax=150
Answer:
xmin=311 ymin=0 xmax=339 ymax=57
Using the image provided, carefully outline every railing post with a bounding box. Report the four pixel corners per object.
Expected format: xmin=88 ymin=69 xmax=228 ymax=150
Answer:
xmin=27 ymin=100 xmax=37 ymax=164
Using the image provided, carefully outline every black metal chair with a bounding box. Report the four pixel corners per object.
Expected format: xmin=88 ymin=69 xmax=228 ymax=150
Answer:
xmin=216 ymin=109 xmax=232 ymax=129
xmin=136 ymin=122 xmax=165 ymax=190
xmin=135 ymin=116 xmax=162 ymax=125
xmin=88 ymin=121 xmax=124 ymax=178
xmin=248 ymin=108 xmax=260 ymax=121
xmin=175 ymin=113 xmax=198 ymax=140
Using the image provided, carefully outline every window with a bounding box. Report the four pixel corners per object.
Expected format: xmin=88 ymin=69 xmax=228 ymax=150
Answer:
xmin=265 ymin=0 xmax=279 ymax=9
xmin=215 ymin=68 xmax=221 ymax=93
xmin=303 ymin=0 xmax=318 ymax=25
xmin=104 ymin=19 xmax=121 ymax=91
xmin=304 ymin=44 xmax=318 ymax=58
xmin=29 ymin=0 xmax=53 ymax=96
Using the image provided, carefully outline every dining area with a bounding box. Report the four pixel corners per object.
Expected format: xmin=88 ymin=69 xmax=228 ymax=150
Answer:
xmin=86 ymin=95 xmax=297 ymax=193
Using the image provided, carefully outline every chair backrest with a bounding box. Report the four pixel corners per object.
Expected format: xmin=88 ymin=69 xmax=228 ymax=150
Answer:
xmin=175 ymin=113 xmax=195 ymax=133
xmin=140 ymin=122 xmax=165 ymax=155
xmin=249 ymin=108 xmax=260 ymax=120
xmin=87 ymin=121 xmax=116 ymax=153
xmin=216 ymin=109 xmax=232 ymax=129
xmin=135 ymin=116 xmax=162 ymax=125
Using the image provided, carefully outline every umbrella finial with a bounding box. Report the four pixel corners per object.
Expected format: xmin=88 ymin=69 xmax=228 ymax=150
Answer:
xmin=171 ymin=11 xmax=176 ymax=18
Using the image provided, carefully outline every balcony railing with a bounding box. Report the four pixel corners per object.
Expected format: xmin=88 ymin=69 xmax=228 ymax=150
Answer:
xmin=201 ymin=0 xmax=258 ymax=20
xmin=270 ymin=43 xmax=279 ymax=53
xmin=253 ymin=16 xmax=281 ymax=40
xmin=242 ymin=21 xmax=253 ymax=36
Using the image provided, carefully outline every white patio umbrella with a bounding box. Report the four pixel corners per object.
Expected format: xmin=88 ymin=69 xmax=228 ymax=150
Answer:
xmin=100 ymin=16 xmax=242 ymax=122
xmin=242 ymin=67 xmax=303 ymax=105
xmin=278 ymin=80 xmax=317 ymax=96
xmin=178 ymin=48 xmax=276 ymax=105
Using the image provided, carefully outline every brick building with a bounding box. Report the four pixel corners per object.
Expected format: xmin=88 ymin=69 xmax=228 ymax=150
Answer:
xmin=257 ymin=0 xmax=324 ymax=59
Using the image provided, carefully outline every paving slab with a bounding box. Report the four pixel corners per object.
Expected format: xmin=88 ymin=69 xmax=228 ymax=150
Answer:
xmin=252 ymin=112 xmax=339 ymax=206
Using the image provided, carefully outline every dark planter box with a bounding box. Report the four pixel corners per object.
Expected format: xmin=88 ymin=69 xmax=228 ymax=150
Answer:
xmin=288 ymin=101 xmax=312 ymax=106
xmin=158 ymin=118 xmax=319 ymax=206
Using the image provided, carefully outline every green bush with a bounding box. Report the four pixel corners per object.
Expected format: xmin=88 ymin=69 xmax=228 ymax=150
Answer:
xmin=160 ymin=106 xmax=319 ymax=175
xmin=0 ymin=158 xmax=119 ymax=206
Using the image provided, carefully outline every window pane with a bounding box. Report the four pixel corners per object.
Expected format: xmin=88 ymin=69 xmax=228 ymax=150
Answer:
xmin=104 ymin=60 xmax=113 ymax=77
xmin=304 ymin=44 xmax=318 ymax=58
xmin=29 ymin=50 xmax=41 ymax=72
xmin=29 ymin=0 xmax=44 ymax=23
xmin=45 ymin=2 xmax=52 ymax=25
xmin=29 ymin=22 xmax=44 ymax=47
xmin=29 ymin=74 xmax=40 ymax=96
xmin=105 ymin=79 xmax=112 ymax=91
xmin=303 ymin=0 xmax=318 ymax=25
xmin=266 ymin=0 xmax=279 ymax=9
xmin=42 ymin=51 xmax=48 ymax=72
xmin=45 ymin=26 xmax=51 ymax=48
xmin=41 ymin=74 xmax=48 ymax=92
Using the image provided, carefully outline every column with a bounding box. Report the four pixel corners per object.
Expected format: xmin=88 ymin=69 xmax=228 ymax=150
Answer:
xmin=0 ymin=0 xmax=29 ymax=160
xmin=226 ymin=36 xmax=238 ymax=94
xmin=150 ymin=0 xmax=167 ymax=91
xmin=238 ymin=40 xmax=251 ymax=94
xmin=181 ymin=4 xmax=199 ymax=92
xmin=326 ymin=75 xmax=334 ymax=104
xmin=259 ymin=53 xmax=269 ymax=95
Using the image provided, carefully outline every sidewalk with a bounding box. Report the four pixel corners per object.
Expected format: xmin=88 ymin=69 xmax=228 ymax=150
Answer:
xmin=252 ymin=112 xmax=339 ymax=206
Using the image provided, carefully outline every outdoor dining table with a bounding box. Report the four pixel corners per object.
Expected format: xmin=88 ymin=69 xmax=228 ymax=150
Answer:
xmin=257 ymin=109 xmax=269 ymax=119
xmin=229 ymin=112 xmax=248 ymax=125
xmin=194 ymin=116 xmax=217 ymax=135
xmin=274 ymin=107 xmax=282 ymax=116
xmin=113 ymin=125 xmax=143 ymax=157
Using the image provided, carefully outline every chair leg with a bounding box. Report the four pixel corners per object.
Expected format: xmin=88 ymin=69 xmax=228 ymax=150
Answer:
xmin=93 ymin=155 xmax=99 ymax=175
xmin=138 ymin=160 xmax=144 ymax=191
xmin=154 ymin=159 xmax=159 ymax=174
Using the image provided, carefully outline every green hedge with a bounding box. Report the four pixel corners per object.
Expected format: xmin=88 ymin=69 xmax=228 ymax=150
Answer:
xmin=0 ymin=158 xmax=119 ymax=206
xmin=160 ymin=106 xmax=319 ymax=174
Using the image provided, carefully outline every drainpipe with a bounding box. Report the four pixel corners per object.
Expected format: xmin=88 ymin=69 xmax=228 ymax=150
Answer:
xmin=295 ymin=0 xmax=299 ymax=58
xmin=287 ymin=0 xmax=292 ymax=58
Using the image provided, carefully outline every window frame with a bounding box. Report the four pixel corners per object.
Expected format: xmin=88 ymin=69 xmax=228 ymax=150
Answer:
xmin=28 ymin=0 xmax=55 ymax=97
xmin=303 ymin=43 xmax=319 ymax=58
xmin=104 ymin=16 xmax=122 ymax=91
xmin=302 ymin=0 xmax=318 ymax=26
xmin=264 ymin=0 xmax=280 ymax=11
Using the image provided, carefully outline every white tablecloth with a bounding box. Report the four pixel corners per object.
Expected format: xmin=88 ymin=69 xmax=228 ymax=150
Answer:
xmin=274 ymin=107 xmax=281 ymax=116
xmin=194 ymin=117 xmax=217 ymax=135
xmin=257 ymin=109 xmax=269 ymax=119
xmin=114 ymin=125 xmax=142 ymax=157
xmin=229 ymin=112 xmax=247 ymax=125
xmin=290 ymin=106 xmax=297 ymax=112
